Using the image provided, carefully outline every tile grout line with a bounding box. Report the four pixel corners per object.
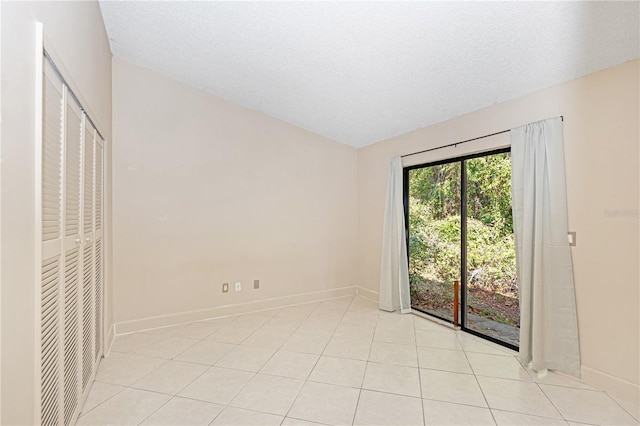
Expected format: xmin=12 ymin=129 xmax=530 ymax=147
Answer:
xmin=457 ymin=333 xmax=498 ymax=425
xmin=350 ymin=389 xmax=364 ymax=426
xmin=342 ymin=297 xmax=368 ymax=426
xmin=413 ymin=313 xmax=428 ymax=425
xmin=206 ymin=406 xmax=282 ymax=425
xmin=489 ymin=407 xmax=582 ymax=423
xmin=84 ymin=383 xmax=228 ymax=424
xmin=121 ymin=332 xmax=216 ymax=425
xmin=279 ymin=296 xmax=357 ymax=424
xmin=281 ymin=299 xmax=339 ymax=422
xmin=174 ymin=339 xmax=239 ymax=366
xmin=199 ymin=307 xmax=314 ymax=425
xmin=93 ymin=354 xmax=171 ymax=418
xmin=535 ymin=379 xmax=571 ymax=423
xmin=349 ymin=296 xmax=376 ymax=426
xmin=207 ymin=403 xmax=225 ymax=426
xmin=114 ymin=310 xmax=273 ymax=425
xmin=120 ymin=327 xmax=243 ymax=425
xmin=76 ymin=382 xmax=128 ymax=420
xmin=606 ymin=392 xmax=640 ymax=422
xmin=135 ymin=393 xmax=173 ymax=425
xmin=211 ymin=310 xmax=294 ymax=418
xmin=419 ymin=395 xmax=498 ymax=411
xmin=207 ymin=407 xmax=224 ymax=426
xmin=271 ymin=379 xmax=431 ymax=400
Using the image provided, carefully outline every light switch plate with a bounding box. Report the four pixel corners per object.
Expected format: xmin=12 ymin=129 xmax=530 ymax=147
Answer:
xmin=222 ymin=283 xmax=229 ymax=293
xmin=254 ymin=279 xmax=260 ymax=289
xmin=235 ymin=281 xmax=241 ymax=292
xmin=568 ymin=231 xmax=576 ymax=246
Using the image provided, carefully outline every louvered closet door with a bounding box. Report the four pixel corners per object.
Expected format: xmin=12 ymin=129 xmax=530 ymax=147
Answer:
xmin=41 ymin=59 xmax=65 ymax=426
xmin=40 ymin=55 xmax=105 ymax=426
xmin=62 ymin=96 xmax=84 ymax=425
xmin=81 ymin=120 xmax=96 ymax=392
xmin=94 ymin=139 xmax=104 ymax=361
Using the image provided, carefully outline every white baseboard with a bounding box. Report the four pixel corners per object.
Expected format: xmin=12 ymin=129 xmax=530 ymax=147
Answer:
xmin=115 ymin=286 xmax=359 ymax=335
xmin=581 ymin=365 xmax=639 ymax=404
xmin=356 ymin=286 xmax=379 ymax=303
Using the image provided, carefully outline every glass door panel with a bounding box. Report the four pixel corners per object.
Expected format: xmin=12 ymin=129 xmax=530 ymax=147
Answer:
xmin=464 ymin=153 xmax=519 ymax=347
xmin=408 ymin=162 xmax=461 ymax=322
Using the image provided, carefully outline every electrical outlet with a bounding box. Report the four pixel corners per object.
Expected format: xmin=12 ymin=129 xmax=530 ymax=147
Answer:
xmin=254 ymin=279 xmax=260 ymax=289
xmin=235 ymin=281 xmax=241 ymax=292
xmin=222 ymin=283 xmax=229 ymax=293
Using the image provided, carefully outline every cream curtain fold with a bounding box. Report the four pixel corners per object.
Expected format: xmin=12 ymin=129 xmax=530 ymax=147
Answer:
xmin=379 ymin=156 xmax=411 ymax=314
xmin=511 ymin=117 xmax=581 ymax=377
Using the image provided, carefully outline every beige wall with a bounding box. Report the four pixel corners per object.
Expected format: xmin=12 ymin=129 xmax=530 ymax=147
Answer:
xmin=111 ymin=57 xmax=358 ymax=324
xmin=0 ymin=1 xmax=112 ymax=423
xmin=358 ymin=60 xmax=640 ymax=400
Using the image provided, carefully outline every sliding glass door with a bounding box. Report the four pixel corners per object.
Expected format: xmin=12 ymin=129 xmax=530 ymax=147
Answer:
xmin=406 ymin=149 xmax=519 ymax=349
xmin=406 ymin=162 xmax=461 ymax=323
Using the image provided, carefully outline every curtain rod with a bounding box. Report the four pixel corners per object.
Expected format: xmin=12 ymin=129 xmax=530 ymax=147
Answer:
xmin=401 ymin=116 xmax=563 ymax=158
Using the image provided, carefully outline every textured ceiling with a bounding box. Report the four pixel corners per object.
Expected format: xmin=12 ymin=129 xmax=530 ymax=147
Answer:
xmin=99 ymin=1 xmax=639 ymax=148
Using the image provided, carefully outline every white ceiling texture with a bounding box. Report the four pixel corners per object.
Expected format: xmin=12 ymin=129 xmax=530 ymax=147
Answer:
xmin=99 ymin=1 xmax=639 ymax=148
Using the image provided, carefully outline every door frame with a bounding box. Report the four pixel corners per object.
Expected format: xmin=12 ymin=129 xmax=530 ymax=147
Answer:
xmin=403 ymin=147 xmax=518 ymax=351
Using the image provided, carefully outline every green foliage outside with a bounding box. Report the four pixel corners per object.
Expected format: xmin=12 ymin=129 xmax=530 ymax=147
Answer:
xmin=408 ymin=153 xmax=518 ymax=326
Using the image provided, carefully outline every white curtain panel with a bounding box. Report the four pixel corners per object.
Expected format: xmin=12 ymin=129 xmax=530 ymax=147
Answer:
xmin=511 ymin=117 xmax=581 ymax=377
xmin=379 ymin=156 xmax=411 ymax=313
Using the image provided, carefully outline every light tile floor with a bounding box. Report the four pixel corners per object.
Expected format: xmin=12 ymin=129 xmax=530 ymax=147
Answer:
xmin=79 ymin=296 xmax=639 ymax=426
